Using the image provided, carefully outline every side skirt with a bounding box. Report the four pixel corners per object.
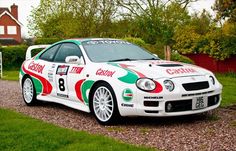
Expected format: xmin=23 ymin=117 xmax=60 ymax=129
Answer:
xmin=37 ymin=95 xmax=90 ymax=113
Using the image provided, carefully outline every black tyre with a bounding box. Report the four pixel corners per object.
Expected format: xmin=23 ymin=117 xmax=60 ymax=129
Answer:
xmin=22 ymin=77 xmax=37 ymax=106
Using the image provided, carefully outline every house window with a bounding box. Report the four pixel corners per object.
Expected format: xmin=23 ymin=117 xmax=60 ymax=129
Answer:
xmin=0 ymin=26 xmax=4 ymax=35
xmin=7 ymin=26 xmax=17 ymax=35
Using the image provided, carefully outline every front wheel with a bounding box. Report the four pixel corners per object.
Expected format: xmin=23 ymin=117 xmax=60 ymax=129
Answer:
xmin=22 ymin=77 xmax=37 ymax=106
xmin=91 ymin=83 xmax=120 ymax=125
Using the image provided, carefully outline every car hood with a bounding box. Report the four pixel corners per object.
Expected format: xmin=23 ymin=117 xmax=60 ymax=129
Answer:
xmin=108 ymin=60 xmax=211 ymax=79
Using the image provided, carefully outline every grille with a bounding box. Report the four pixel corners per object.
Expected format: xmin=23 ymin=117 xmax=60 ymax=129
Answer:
xmin=144 ymin=101 xmax=159 ymax=107
xmin=182 ymin=81 xmax=209 ymax=91
xmin=145 ymin=110 xmax=159 ymax=113
xmin=165 ymin=99 xmax=192 ymax=112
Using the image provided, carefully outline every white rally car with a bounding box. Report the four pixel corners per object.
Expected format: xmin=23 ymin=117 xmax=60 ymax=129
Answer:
xmin=19 ymin=38 xmax=222 ymax=124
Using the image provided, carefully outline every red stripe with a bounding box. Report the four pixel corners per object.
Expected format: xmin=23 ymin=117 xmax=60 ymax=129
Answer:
xmin=75 ymin=79 xmax=85 ymax=102
xmin=125 ymin=93 xmax=133 ymax=97
xmin=22 ymin=63 xmax=52 ymax=95
xmin=150 ymin=81 xmax=163 ymax=93
xmin=119 ymin=63 xmax=145 ymax=78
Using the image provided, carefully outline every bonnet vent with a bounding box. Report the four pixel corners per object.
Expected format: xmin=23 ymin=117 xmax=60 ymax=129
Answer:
xmin=157 ymin=64 xmax=183 ymax=67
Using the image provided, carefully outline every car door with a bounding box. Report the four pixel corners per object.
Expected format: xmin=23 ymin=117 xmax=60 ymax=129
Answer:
xmin=38 ymin=44 xmax=61 ymax=96
xmin=53 ymin=43 xmax=85 ymax=101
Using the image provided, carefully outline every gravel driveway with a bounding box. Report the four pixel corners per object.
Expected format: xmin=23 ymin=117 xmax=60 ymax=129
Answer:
xmin=0 ymin=80 xmax=235 ymax=151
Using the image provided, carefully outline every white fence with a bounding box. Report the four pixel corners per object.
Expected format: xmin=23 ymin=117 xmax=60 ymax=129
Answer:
xmin=0 ymin=52 xmax=2 ymax=78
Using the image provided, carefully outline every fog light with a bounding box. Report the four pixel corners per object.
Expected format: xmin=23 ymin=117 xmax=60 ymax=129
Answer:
xmin=166 ymin=103 xmax=172 ymax=111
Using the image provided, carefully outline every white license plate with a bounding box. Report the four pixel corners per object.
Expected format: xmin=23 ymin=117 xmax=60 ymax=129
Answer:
xmin=192 ymin=96 xmax=207 ymax=110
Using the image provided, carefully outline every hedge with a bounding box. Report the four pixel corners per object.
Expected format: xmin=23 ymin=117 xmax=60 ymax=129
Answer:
xmin=34 ymin=38 xmax=62 ymax=45
xmin=0 ymin=38 xmax=193 ymax=70
xmin=0 ymin=45 xmax=27 ymax=70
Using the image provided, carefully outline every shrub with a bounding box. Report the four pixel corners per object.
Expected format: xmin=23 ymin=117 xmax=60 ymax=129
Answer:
xmin=123 ymin=37 xmax=146 ymax=47
xmin=123 ymin=37 xmax=165 ymax=59
xmin=143 ymin=44 xmax=165 ymax=59
xmin=171 ymin=52 xmax=194 ymax=64
xmin=0 ymin=45 xmax=27 ymax=70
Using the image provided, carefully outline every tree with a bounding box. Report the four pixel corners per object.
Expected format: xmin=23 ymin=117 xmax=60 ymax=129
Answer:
xmin=173 ymin=10 xmax=236 ymax=61
xmin=117 ymin=0 xmax=191 ymax=45
xmin=28 ymin=0 xmax=81 ymax=37
xmin=214 ymin=0 xmax=236 ymax=22
xmin=28 ymin=0 xmax=117 ymax=38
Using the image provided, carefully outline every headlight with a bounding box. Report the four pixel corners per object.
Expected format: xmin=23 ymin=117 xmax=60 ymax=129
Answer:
xmin=209 ymin=76 xmax=215 ymax=85
xmin=136 ymin=78 xmax=156 ymax=91
xmin=163 ymin=80 xmax=174 ymax=92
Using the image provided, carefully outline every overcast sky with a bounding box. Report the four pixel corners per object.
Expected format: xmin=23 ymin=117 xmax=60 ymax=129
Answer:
xmin=0 ymin=0 xmax=216 ymax=38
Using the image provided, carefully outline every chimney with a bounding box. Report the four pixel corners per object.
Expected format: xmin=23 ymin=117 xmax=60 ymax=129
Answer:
xmin=10 ymin=3 xmax=18 ymax=20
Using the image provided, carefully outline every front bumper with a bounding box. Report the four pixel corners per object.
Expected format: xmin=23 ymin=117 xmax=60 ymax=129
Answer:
xmin=118 ymin=75 xmax=222 ymax=117
xmin=134 ymin=91 xmax=221 ymax=117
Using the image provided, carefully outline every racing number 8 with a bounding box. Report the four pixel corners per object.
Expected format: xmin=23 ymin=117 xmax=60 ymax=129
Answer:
xmin=58 ymin=78 xmax=65 ymax=91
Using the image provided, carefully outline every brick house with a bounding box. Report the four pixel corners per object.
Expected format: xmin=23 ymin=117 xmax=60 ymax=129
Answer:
xmin=0 ymin=3 xmax=22 ymax=45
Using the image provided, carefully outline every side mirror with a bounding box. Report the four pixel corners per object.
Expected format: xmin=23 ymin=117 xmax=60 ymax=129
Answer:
xmin=65 ymin=56 xmax=84 ymax=65
xmin=153 ymin=54 xmax=159 ymax=58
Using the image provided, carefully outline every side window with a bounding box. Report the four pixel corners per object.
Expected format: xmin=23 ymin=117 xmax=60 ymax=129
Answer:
xmin=40 ymin=44 xmax=60 ymax=61
xmin=54 ymin=43 xmax=83 ymax=63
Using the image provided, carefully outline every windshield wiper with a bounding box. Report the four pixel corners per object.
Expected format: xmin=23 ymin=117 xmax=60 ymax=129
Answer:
xmin=108 ymin=58 xmax=135 ymax=62
xmin=141 ymin=58 xmax=159 ymax=60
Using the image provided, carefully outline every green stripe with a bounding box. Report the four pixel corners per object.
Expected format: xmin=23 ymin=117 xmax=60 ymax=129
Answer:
xmin=32 ymin=77 xmax=43 ymax=95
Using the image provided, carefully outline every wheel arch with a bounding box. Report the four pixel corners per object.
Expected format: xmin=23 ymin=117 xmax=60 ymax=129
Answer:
xmin=21 ymin=74 xmax=31 ymax=88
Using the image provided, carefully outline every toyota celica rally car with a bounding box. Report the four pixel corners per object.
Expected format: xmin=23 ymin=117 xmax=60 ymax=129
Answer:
xmin=19 ymin=38 xmax=222 ymax=124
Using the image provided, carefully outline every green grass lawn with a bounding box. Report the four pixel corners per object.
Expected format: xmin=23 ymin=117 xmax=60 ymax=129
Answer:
xmin=1 ymin=70 xmax=19 ymax=81
xmin=1 ymin=70 xmax=235 ymax=107
xmin=216 ymin=73 xmax=236 ymax=107
xmin=0 ymin=108 xmax=153 ymax=151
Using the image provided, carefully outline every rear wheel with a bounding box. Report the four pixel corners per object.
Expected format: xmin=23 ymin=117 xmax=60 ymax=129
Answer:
xmin=91 ymin=82 xmax=120 ymax=125
xmin=22 ymin=77 xmax=37 ymax=105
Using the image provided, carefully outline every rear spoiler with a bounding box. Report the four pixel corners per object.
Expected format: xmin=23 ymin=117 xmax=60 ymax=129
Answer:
xmin=25 ymin=45 xmax=50 ymax=60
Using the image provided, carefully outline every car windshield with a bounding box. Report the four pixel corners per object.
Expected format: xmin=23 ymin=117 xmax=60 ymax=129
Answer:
xmin=82 ymin=40 xmax=159 ymax=62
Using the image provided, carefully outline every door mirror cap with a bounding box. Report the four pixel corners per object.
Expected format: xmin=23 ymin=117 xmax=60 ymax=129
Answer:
xmin=153 ymin=54 xmax=158 ymax=58
xmin=65 ymin=56 xmax=84 ymax=64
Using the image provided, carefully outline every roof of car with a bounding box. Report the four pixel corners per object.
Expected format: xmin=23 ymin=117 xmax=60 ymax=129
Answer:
xmin=51 ymin=38 xmax=123 ymax=46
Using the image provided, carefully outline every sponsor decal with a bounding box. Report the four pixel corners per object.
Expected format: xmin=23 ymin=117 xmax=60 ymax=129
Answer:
xmin=22 ymin=63 xmax=52 ymax=95
xmin=96 ymin=68 xmax=115 ymax=77
xmin=52 ymin=64 xmax=56 ymax=69
xmin=70 ymin=67 xmax=83 ymax=74
xmin=57 ymin=93 xmax=68 ymax=98
xmin=48 ymin=73 xmax=53 ymax=82
xmin=122 ymin=88 xmax=133 ymax=102
xmin=166 ymin=68 xmax=197 ymax=75
xmin=48 ymin=64 xmax=56 ymax=82
xmin=56 ymin=65 xmax=69 ymax=76
xmin=121 ymin=103 xmax=134 ymax=107
xmin=144 ymin=96 xmax=163 ymax=99
xmin=84 ymin=40 xmax=131 ymax=45
xmin=28 ymin=61 xmax=45 ymax=74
